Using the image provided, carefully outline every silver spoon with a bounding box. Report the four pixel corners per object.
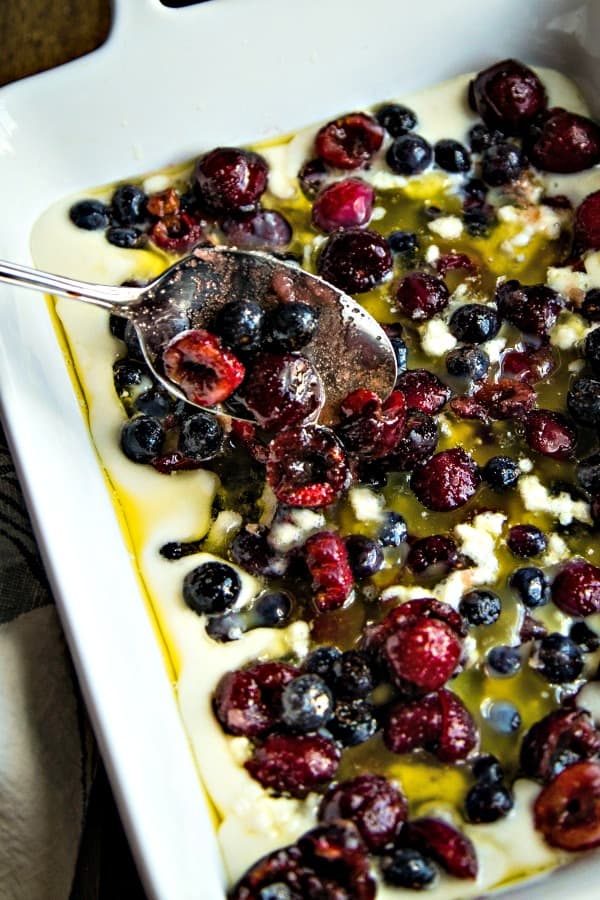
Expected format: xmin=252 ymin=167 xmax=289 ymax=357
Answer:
xmin=0 ymin=246 xmax=397 ymax=427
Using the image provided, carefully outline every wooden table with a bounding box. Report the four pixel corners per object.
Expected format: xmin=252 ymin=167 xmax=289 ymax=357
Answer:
xmin=0 ymin=3 xmax=147 ymax=897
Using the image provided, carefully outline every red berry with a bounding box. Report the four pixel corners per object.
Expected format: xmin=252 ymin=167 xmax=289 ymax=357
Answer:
xmin=395 ymin=369 xmax=450 ymax=415
xmin=526 ymin=108 xmax=600 ymax=173
xmin=507 ymin=524 xmax=547 ymax=558
xmin=453 ymin=378 xmax=537 ymax=421
xmin=521 ymin=708 xmax=600 ymax=782
xmin=395 ymin=272 xmax=450 ymax=321
xmin=500 ymin=344 xmax=557 ymax=384
xmin=384 ymin=616 xmax=463 ymax=691
xmin=214 ymin=661 xmax=298 ymax=737
xmin=304 ymin=531 xmax=354 ymax=613
xmin=237 ymin=352 xmax=324 ymax=430
xmin=312 ymin=178 xmax=375 ymax=232
xmin=389 ymin=409 xmax=438 ymax=470
xmin=245 ymin=733 xmax=340 ymax=796
xmin=194 ymin=147 xmax=268 ymax=213
xmin=149 ymin=211 xmax=206 ymax=253
xmin=496 ymin=280 xmax=562 ymax=337
xmin=437 ymin=687 xmax=479 ymax=762
xmin=162 ymin=329 xmax=245 ymax=406
xmin=524 ymin=409 xmax=576 ymax=459
xmin=298 ymin=821 xmax=376 ymax=899
xmin=266 ymin=425 xmax=350 ymax=508
xmin=337 ymin=388 xmax=406 ymax=459
xmin=363 ymin=598 xmax=467 ymax=658
xmin=384 ymin=693 xmax=444 ymax=755
xmin=469 ymin=59 xmax=547 ymax=135
xmin=315 ymin=113 xmax=384 ymax=170
xmin=534 ymin=761 xmax=600 ymax=850
xmin=406 ymin=534 xmax=458 ymax=575
xmin=574 ymin=190 xmax=600 ymax=253
xmin=552 ymin=560 xmax=600 ymax=617
xmin=221 ymin=209 xmax=292 ymax=249
xmin=318 ymin=773 xmax=408 ymax=852
xmin=436 ymin=251 xmax=477 ymax=277
xmin=411 ymin=448 xmax=480 ymax=512
xmin=317 ymin=228 xmax=393 ymax=294
xmin=403 ymin=817 xmax=478 ymax=879
xmin=229 ymin=845 xmax=304 ymax=900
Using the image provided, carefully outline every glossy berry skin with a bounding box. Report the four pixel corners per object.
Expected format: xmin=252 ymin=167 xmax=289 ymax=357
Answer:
xmin=183 ymin=560 xmax=241 ymax=616
xmin=496 ymin=280 xmax=562 ymax=337
xmin=267 ymin=303 xmax=319 ymax=352
xmin=387 ymin=134 xmax=432 ymax=175
xmin=574 ymin=190 xmax=600 ymax=253
xmin=379 ymin=511 xmax=408 ymax=546
xmin=213 ymin=661 xmax=298 ymax=737
xmin=403 ymin=818 xmax=478 ymax=879
xmin=577 ymin=453 xmax=600 ymax=495
xmin=266 ymin=425 xmax=349 ymax=508
xmin=453 ymin=377 xmax=537 ymax=422
xmin=113 ymin=358 xmax=145 ymax=394
xmin=230 ymin=527 xmax=282 ymax=578
xmin=406 ymin=534 xmax=458 ymax=576
xmin=194 ymin=147 xmax=268 ymax=213
xmin=315 ymin=112 xmax=384 ymax=169
xmin=133 ymin=388 xmax=174 ymax=419
xmin=534 ymin=761 xmax=600 ymax=851
xmin=520 ymin=708 xmax=600 ymax=783
xmin=221 ymin=209 xmax=292 ymax=250
xmin=434 ymin=139 xmax=471 ymax=172
xmin=524 ymin=409 xmax=576 ymax=460
xmin=387 ymin=229 xmax=418 ymax=259
xmin=536 ymin=633 xmax=584 ymax=683
xmin=345 ymin=535 xmax=384 ymax=579
xmin=329 ymin=699 xmax=379 ymax=747
xmin=111 ymin=184 xmax=147 ymax=225
xmin=582 ymin=289 xmax=600 ymax=321
xmin=381 ymin=849 xmax=437 ymax=889
xmin=179 ymin=412 xmax=224 ymax=460
xmin=459 ymin=590 xmax=501 ymax=626
xmin=317 ymin=227 xmax=393 ymax=294
xmin=375 ymin=103 xmax=417 ymax=136
xmin=411 ymin=448 xmax=480 ymax=512
xmin=570 ymin=621 xmax=600 ymax=652
xmin=482 ymin=455 xmax=520 ymax=491
xmin=304 ymin=531 xmax=354 ymax=613
xmin=445 ymin=346 xmax=489 ymax=381
xmin=526 ymin=108 xmax=600 ymax=173
xmin=245 ymin=732 xmax=340 ymax=797
xmin=481 ymin=141 xmax=525 ymax=186
xmin=390 ymin=410 xmax=438 ymax=470
xmin=69 ymin=198 xmax=110 ymax=230
xmin=552 ymin=560 xmax=600 ymax=617
xmin=106 ymin=226 xmax=144 ymax=249
xmin=384 ymin=689 xmax=477 ymax=763
xmin=469 ymin=59 xmax=547 ymax=134
xmin=383 ymin=616 xmax=462 ymax=693
xmin=585 ymin=327 xmax=600 ymax=376
xmin=507 ymin=524 xmax=547 ymax=558
xmin=280 ymin=674 xmax=334 ymax=732
xmin=510 ymin=566 xmax=549 ymax=608
xmin=468 ymin=123 xmax=504 ymax=152
xmin=501 ymin=344 xmax=556 ymax=385
xmin=337 ymin=388 xmax=407 ymax=458
xmin=304 ymin=645 xmax=342 ymax=682
xmin=163 ymin=329 xmax=245 ymax=407
xmin=395 ymin=272 xmax=449 ymax=322
xmin=237 ymin=352 xmax=323 ymax=430
xmin=395 ymin=369 xmax=450 ymax=415
xmin=253 ymin=591 xmax=294 ymax=628
xmin=318 ymin=773 xmax=407 ymax=852
xmin=214 ymin=299 xmax=264 ymax=353
xmin=465 ymin=782 xmax=514 ymax=823
xmin=311 ymin=178 xmax=374 ymax=232
xmin=487 ymin=645 xmax=521 ymax=677
xmin=567 ymin=376 xmax=600 ymax=427
xmin=330 ymin=650 xmax=375 ymax=700
xmin=473 ymin=754 xmax=504 ymax=785
xmin=120 ymin=415 xmax=164 ymax=463
xmin=449 ymin=304 xmax=500 ymax=344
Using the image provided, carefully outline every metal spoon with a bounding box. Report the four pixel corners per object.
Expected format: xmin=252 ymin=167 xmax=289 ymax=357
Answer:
xmin=0 ymin=246 xmax=397 ymax=426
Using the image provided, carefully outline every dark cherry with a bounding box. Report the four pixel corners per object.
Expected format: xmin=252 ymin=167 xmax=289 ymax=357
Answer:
xmin=318 ymin=774 xmax=407 ymax=853
xmin=524 ymin=409 xmax=576 ymax=459
xmin=454 ymin=378 xmax=537 ymax=421
xmin=317 ymin=228 xmax=393 ymax=294
xmin=314 ymin=112 xmax=384 ymax=170
xmin=213 ymin=661 xmax=298 ymax=737
xmin=194 ymin=147 xmax=268 ymax=213
xmin=552 ymin=560 xmax=600 ymax=617
xmin=245 ymin=733 xmax=340 ymax=797
xmin=507 ymin=524 xmax=547 ymax=558
xmin=534 ymin=761 xmax=600 ymax=850
xmin=406 ymin=534 xmax=458 ymax=576
xmin=394 ymin=272 xmax=449 ymax=321
xmin=520 ymin=708 xmax=600 ymax=782
xmin=526 ymin=108 xmax=600 ymax=173
xmin=383 ymin=616 xmax=463 ymax=692
xmin=389 ymin=409 xmax=438 ymax=470
xmin=574 ymin=190 xmax=600 ymax=253
xmin=395 ymin=369 xmax=450 ymax=415
xmin=496 ymin=280 xmax=562 ymax=337
xmin=337 ymin=388 xmax=407 ymax=459
xmin=266 ymin=425 xmax=349 ymax=508
xmin=162 ymin=329 xmax=245 ymax=407
xmin=469 ymin=59 xmax=547 ymax=135
xmin=402 ymin=817 xmax=478 ymax=879
xmin=221 ymin=209 xmax=292 ymax=249
xmin=236 ymin=352 xmax=323 ymax=430
xmin=311 ymin=178 xmax=374 ymax=232
xmin=411 ymin=448 xmax=480 ymax=512
xmin=500 ymin=344 xmax=557 ymax=384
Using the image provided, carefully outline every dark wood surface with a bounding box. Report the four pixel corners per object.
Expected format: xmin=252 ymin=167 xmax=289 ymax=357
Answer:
xmin=0 ymin=3 xmax=147 ymax=898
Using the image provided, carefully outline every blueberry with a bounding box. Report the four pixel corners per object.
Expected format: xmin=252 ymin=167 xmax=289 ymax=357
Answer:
xmin=459 ymin=589 xmax=502 ymax=626
xmin=464 ymin=782 xmax=514 ymax=823
xmin=449 ymin=303 xmax=500 ymax=343
xmin=267 ymin=302 xmax=319 ymax=351
xmin=107 ymin=226 xmax=145 ymax=249
xmin=205 ymin=612 xmax=245 ymax=642
xmin=109 ymin=313 xmax=128 ymax=341
xmin=329 ymin=699 xmax=378 ymax=746
xmin=486 ymin=700 xmax=521 ymax=734
xmin=570 ymin=621 xmax=600 ymax=652
xmin=568 ymin=376 xmax=600 ymax=427
xmin=468 ymin=123 xmax=503 ymax=153
xmin=179 ymin=412 xmax=224 ymax=460
xmin=576 ymin=452 xmax=600 ymax=494
xmin=585 ymin=326 xmax=600 ymax=376
xmin=281 ymin=674 xmax=334 ymax=732
xmin=375 ymin=103 xmax=418 ymax=137
xmin=214 ymin=299 xmax=265 ymax=352
xmin=487 ymin=645 xmax=521 ymax=676
xmin=159 ymin=540 xmax=202 ymax=560
xmin=387 ymin=230 xmax=418 ymax=259
xmin=69 ymin=199 xmax=110 ymax=231
xmin=379 ymin=511 xmax=408 ymax=546
xmin=111 ymin=184 xmax=148 ymax=225
xmin=464 ymin=205 xmax=494 ymax=236
xmin=134 ymin=388 xmax=175 ymax=419
xmin=253 ymin=591 xmax=294 ymax=628
xmin=472 ymin=754 xmax=504 ymax=784
xmin=182 ymin=561 xmax=241 ymax=615
xmin=123 ymin=320 xmax=144 ymax=359
xmin=113 ymin=358 xmax=146 ymax=394
xmin=345 ymin=535 xmax=384 ymax=579
xmin=445 ymin=346 xmax=489 ymax=380
xmin=120 ymin=414 xmax=164 ymax=463
xmin=510 ymin=566 xmax=549 ymax=608
xmin=386 ymin=134 xmax=432 ymax=175
xmin=304 ymin=646 xmax=342 ymax=683
xmin=481 ymin=141 xmax=525 ymax=186
xmin=581 ymin=289 xmax=600 ymax=322
xmin=537 ymin=633 xmax=584 ymax=683
xmin=331 ymin=650 xmax=375 ymax=699
xmin=482 ymin=456 xmax=520 ymax=491
xmin=463 ymin=177 xmax=489 ymax=203
xmin=434 ymin=139 xmax=471 ymax=173
xmin=391 ymin=337 xmax=408 ymax=376
xmin=381 ymin=848 xmax=437 ymax=889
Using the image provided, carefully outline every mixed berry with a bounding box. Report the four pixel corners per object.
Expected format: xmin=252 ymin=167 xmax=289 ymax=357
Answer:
xmin=70 ymin=59 xmax=600 ymax=897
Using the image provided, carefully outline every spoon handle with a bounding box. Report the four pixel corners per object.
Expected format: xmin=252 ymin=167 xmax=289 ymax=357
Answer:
xmin=0 ymin=260 xmax=142 ymax=312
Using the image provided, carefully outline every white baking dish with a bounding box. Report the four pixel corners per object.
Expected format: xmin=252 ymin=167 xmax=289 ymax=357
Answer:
xmin=1 ymin=0 xmax=600 ymax=897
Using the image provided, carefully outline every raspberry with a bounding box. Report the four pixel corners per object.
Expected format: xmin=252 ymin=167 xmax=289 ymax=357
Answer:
xmin=162 ymin=329 xmax=245 ymax=406
xmin=383 ymin=616 xmax=462 ymax=691
xmin=245 ymin=733 xmax=340 ymax=796
xmin=395 ymin=369 xmax=450 ymax=415
xmin=214 ymin=661 xmax=298 ymax=737
xmin=524 ymin=409 xmax=576 ymax=459
xmin=403 ymin=818 xmax=478 ymax=879
xmin=552 ymin=560 xmax=600 ymax=617
xmin=534 ymin=761 xmax=600 ymax=851
xmin=574 ymin=190 xmax=600 ymax=253
xmin=526 ymin=108 xmax=600 ymax=173
xmin=389 ymin=409 xmax=438 ymax=470
xmin=266 ymin=426 xmax=349 ymax=508
xmin=500 ymin=344 xmax=557 ymax=384
xmin=194 ymin=147 xmax=268 ymax=213
xmin=317 ymin=228 xmax=393 ymax=294
xmin=410 ymin=448 xmax=480 ymax=511
xmin=318 ymin=774 xmax=407 ymax=852
xmin=236 ymin=352 xmax=324 ymax=430
xmin=336 ymin=389 xmax=406 ymax=459
xmin=394 ymin=272 xmax=450 ymax=321
xmin=304 ymin=531 xmax=354 ymax=613
xmin=469 ymin=59 xmax=547 ymax=135
xmin=315 ymin=112 xmax=384 ymax=169
xmin=312 ymin=178 xmax=375 ymax=232
xmin=520 ymin=709 xmax=600 ymax=782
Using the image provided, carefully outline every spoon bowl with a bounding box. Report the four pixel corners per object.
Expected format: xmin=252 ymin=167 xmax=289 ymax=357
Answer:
xmin=0 ymin=246 xmax=397 ymax=426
